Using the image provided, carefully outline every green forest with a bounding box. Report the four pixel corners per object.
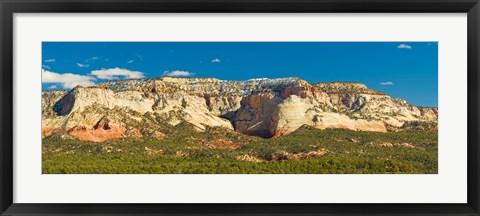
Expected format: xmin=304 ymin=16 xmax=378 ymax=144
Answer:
xmin=42 ymin=126 xmax=438 ymax=174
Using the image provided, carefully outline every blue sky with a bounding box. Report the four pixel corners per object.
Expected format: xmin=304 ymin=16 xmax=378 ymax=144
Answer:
xmin=42 ymin=42 xmax=438 ymax=107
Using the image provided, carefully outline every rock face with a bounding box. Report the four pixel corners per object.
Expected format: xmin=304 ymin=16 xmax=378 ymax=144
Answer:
xmin=42 ymin=77 xmax=438 ymax=141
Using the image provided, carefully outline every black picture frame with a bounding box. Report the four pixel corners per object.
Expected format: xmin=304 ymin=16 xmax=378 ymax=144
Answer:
xmin=1 ymin=0 xmax=479 ymax=215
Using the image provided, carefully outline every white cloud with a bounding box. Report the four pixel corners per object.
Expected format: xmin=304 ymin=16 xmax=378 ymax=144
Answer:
xmin=380 ymin=81 xmax=394 ymax=85
xmin=86 ymin=56 xmax=99 ymax=62
xmin=90 ymin=67 xmax=145 ymax=80
xmin=77 ymin=63 xmax=90 ymax=68
xmin=42 ymin=69 xmax=96 ymax=89
xmin=42 ymin=65 xmax=51 ymax=70
xmin=48 ymin=85 xmax=57 ymax=89
xmin=397 ymin=44 xmax=412 ymax=49
xmin=211 ymin=58 xmax=221 ymax=63
xmin=162 ymin=70 xmax=194 ymax=77
xmin=44 ymin=59 xmax=55 ymax=63
xmin=127 ymin=60 xmax=135 ymax=64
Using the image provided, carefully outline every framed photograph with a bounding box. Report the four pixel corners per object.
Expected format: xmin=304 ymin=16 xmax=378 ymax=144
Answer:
xmin=1 ymin=0 xmax=479 ymax=215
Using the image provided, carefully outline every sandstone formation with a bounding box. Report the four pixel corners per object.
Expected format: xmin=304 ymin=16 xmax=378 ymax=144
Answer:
xmin=42 ymin=77 xmax=438 ymax=141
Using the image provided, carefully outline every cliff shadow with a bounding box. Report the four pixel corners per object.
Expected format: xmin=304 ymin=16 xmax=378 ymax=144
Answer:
xmin=53 ymin=92 xmax=75 ymax=116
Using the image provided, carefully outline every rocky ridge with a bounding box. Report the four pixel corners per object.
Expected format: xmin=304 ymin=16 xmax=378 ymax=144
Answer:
xmin=42 ymin=77 xmax=438 ymax=141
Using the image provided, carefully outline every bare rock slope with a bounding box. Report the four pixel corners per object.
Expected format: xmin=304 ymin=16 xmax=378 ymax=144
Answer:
xmin=42 ymin=77 xmax=438 ymax=141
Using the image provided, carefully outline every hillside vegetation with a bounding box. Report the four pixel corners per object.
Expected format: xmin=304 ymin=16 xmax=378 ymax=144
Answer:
xmin=42 ymin=127 xmax=437 ymax=174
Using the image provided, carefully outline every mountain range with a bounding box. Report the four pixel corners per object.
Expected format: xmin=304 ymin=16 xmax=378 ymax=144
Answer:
xmin=42 ymin=77 xmax=438 ymax=142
